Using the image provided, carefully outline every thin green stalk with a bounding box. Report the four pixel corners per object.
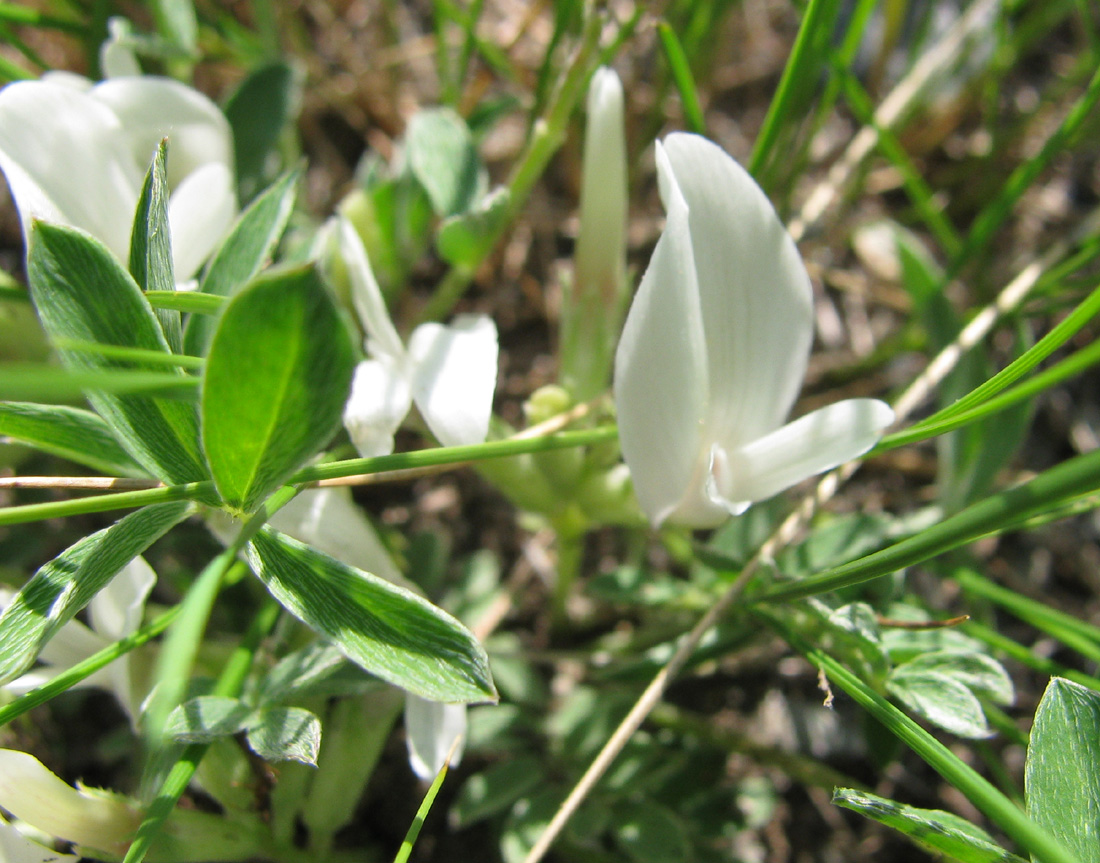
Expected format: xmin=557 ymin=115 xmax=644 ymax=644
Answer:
xmin=0 ymin=2 xmax=84 ymax=32
xmin=418 ymin=9 xmax=606 ymax=323
xmin=53 ymin=338 xmax=205 ymax=370
xmin=144 ymin=290 xmax=225 ymax=314
xmin=657 ymin=21 xmax=706 ymax=135
xmin=954 ymin=567 xmax=1100 ymax=663
xmin=799 ymin=644 xmax=1076 ymax=863
xmin=0 ymin=606 xmax=181 ymax=728
xmin=924 ymin=280 xmax=1100 ymax=425
xmin=392 ymin=755 xmax=452 ymax=863
xmin=876 ymin=333 xmax=1100 ymax=452
xmin=755 ymin=446 xmax=1100 ymax=604
xmin=145 ymin=487 xmax=298 ymax=741
xmin=748 ymin=0 xmax=840 ymax=179
xmin=0 ymin=427 xmax=619 ymax=526
xmin=123 ymin=599 xmax=283 ymax=863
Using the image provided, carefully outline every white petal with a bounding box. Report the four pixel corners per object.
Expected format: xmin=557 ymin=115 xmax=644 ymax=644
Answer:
xmin=89 ymin=77 xmax=233 ymax=189
xmin=343 ymin=357 xmax=412 ymax=457
xmin=0 ymin=81 xmax=141 ymax=260
xmin=168 ymin=162 xmax=236 ymax=278
xmin=35 ymin=619 xmax=104 ymax=671
xmin=335 ymin=216 xmax=405 ymax=359
xmin=660 ymin=133 xmax=813 ymax=447
xmin=0 ymin=816 xmax=80 ymax=863
xmin=717 ymin=399 xmax=895 ymax=507
xmin=89 ymin=556 xmax=155 ymax=642
xmin=268 ymin=488 xmax=413 ymax=589
xmin=407 ymin=315 xmax=498 ymax=448
xmin=613 ymin=142 xmax=709 ymax=527
xmin=404 ymin=695 xmax=466 ymax=780
xmin=0 ymin=750 xmax=137 ymax=854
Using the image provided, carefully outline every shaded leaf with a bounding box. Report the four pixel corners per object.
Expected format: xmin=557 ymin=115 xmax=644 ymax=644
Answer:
xmin=184 ymin=169 xmax=300 ymax=356
xmin=165 ymin=696 xmax=251 ymax=743
xmin=406 ymin=108 xmax=486 ymax=217
xmin=887 ymin=670 xmax=992 ymax=738
xmin=0 ymin=502 xmax=190 ymax=683
xmin=224 ymin=62 xmax=300 ymax=204
xmin=437 ymin=187 xmax=509 ymax=268
xmin=27 ymin=223 xmax=208 ymax=484
xmin=201 ymin=263 xmax=354 ymax=514
xmin=833 ymin=788 xmax=1026 ymax=863
xmin=247 ymin=527 xmax=496 ymax=703
xmin=0 ymin=401 xmax=146 ymax=476
xmin=452 ymin=756 xmax=544 ymax=828
xmin=245 ymin=706 xmax=321 ymax=765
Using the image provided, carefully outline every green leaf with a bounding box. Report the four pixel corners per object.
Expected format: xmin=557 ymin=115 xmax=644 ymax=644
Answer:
xmin=258 ymin=640 xmax=354 ymax=703
xmin=130 ymin=140 xmax=181 ymax=353
xmin=152 ymin=0 xmax=197 ymax=55
xmin=452 ymin=756 xmax=544 ymax=828
xmin=224 ymin=62 xmax=300 ymax=204
xmin=896 ymin=650 xmax=1014 ymax=706
xmin=887 ymin=669 xmax=992 ymax=738
xmin=612 ymin=799 xmax=693 ymax=863
xmin=26 ymin=223 xmax=209 ymax=485
xmin=246 ymin=527 xmax=497 ymax=703
xmin=245 ymin=706 xmax=321 ymax=765
xmin=0 ymin=401 xmax=146 ymax=476
xmin=184 ymin=169 xmax=300 ymax=357
xmin=201 ymin=263 xmax=354 ymax=514
xmin=436 ymin=186 xmax=510 ymax=268
xmin=165 ymin=695 xmax=252 ymax=743
xmin=0 ymin=502 xmax=190 ymax=684
xmin=1026 ymin=678 xmax=1100 ymax=863
xmin=406 ymin=108 xmax=487 ymax=217
xmin=833 ymin=788 xmax=1027 ymax=863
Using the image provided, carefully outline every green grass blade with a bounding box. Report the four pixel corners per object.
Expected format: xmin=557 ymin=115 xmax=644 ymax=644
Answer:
xmin=0 ymin=363 xmax=199 ymax=402
xmin=965 ymin=620 xmax=1100 ymax=694
xmin=749 ymin=0 xmax=843 ymax=180
xmin=145 ymin=290 xmax=225 ymax=315
xmin=953 ymin=568 xmax=1100 ymax=663
xmin=657 ymin=21 xmax=706 ymax=135
xmin=755 ymin=447 xmax=1100 ymax=604
xmin=878 ymin=335 xmax=1100 ymax=452
xmin=392 ymin=753 xmax=453 ymax=863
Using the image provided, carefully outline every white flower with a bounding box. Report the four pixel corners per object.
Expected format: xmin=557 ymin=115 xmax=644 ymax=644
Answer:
xmin=266 ymin=487 xmax=466 ymax=780
xmin=0 ymin=73 xmax=236 ymax=279
xmin=613 ymin=134 xmax=894 ymax=528
xmin=2 ymin=557 xmax=155 ymax=722
xmin=330 ymin=216 xmax=499 ymax=457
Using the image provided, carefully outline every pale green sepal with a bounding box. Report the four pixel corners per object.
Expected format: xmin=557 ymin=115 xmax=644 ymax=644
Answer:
xmin=0 ymin=501 xmax=191 ymax=685
xmin=26 ymin=221 xmax=208 ymax=485
xmin=246 ymin=527 xmax=497 ymax=703
xmin=201 ymin=263 xmax=354 ymax=514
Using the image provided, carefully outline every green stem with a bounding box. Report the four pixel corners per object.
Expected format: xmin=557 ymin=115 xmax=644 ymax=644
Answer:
xmin=145 ymin=486 xmax=299 ymax=741
xmin=123 ymin=599 xmax=283 ymax=863
xmin=0 ymin=606 xmax=181 ymax=729
xmin=0 ymin=427 xmax=618 ymax=526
